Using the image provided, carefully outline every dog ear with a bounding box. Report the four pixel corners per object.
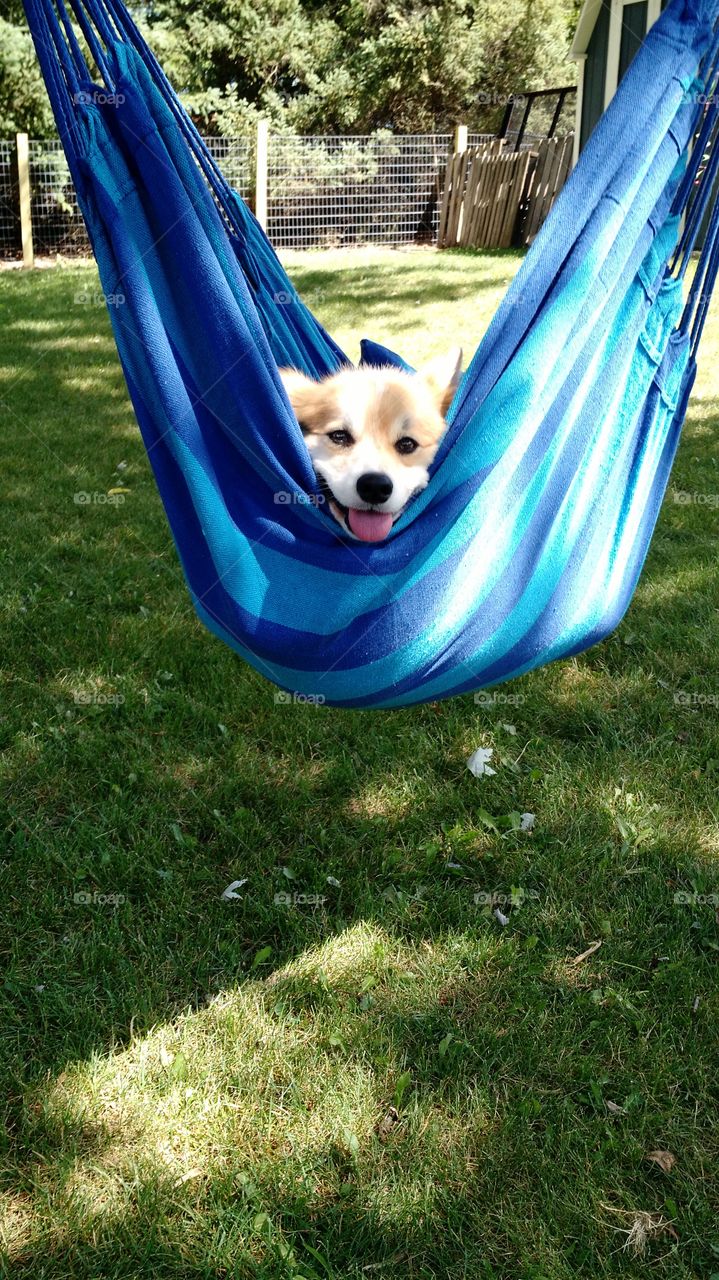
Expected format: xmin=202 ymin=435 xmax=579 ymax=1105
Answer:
xmin=278 ymin=368 xmax=321 ymax=432
xmin=419 ymin=347 xmax=463 ymax=417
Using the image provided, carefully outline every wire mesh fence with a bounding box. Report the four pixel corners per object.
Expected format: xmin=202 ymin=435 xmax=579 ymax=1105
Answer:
xmin=467 ymin=133 xmax=497 ymax=148
xmin=28 ymin=138 xmax=90 ymax=255
xmin=0 ymin=141 xmax=19 ymax=258
xmin=204 ymin=136 xmax=253 ymax=204
xmin=2 ymin=124 xmax=574 ymax=261
xmin=266 ymin=133 xmax=453 ymax=249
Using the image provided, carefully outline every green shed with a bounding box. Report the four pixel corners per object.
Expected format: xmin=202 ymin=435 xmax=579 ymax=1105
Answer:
xmin=572 ymin=0 xmax=674 ymax=164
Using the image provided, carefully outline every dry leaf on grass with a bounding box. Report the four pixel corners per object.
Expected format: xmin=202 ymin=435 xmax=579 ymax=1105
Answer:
xmin=570 ymin=940 xmax=602 ymax=966
xmin=605 ymin=1100 xmax=625 ymax=1115
xmin=173 ymin=1168 xmax=203 ymax=1187
xmin=375 ymin=1107 xmax=400 ymax=1142
xmin=646 ymin=1150 xmax=676 ymax=1173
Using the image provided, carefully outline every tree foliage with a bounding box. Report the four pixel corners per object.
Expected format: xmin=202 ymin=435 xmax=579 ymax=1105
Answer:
xmin=3 ymin=0 xmax=581 ymax=138
xmin=0 ymin=17 xmax=56 ymax=135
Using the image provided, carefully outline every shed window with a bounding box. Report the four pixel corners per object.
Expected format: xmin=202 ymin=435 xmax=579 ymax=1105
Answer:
xmin=618 ymin=2 xmax=649 ymax=83
xmin=581 ymin=1 xmax=611 ymax=150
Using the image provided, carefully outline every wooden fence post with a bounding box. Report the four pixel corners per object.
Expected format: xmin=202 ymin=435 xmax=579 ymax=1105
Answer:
xmin=255 ymin=119 xmax=268 ymax=230
xmin=454 ymin=123 xmax=468 ymax=156
xmin=453 ymin=125 xmax=469 ymax=244
xmin=17 ymin=133 xmax=35 ymax=268
xmin=438 ymin=124 xmax=468 ymax=248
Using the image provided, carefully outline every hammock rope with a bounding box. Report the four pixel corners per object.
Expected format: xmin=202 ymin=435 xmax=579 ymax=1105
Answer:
xmin=22 ymin=0 xmax=719 ymax=708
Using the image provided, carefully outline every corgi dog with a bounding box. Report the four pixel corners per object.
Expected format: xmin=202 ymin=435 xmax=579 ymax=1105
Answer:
xmin=279 ymin=348 xmax=462 ymax=542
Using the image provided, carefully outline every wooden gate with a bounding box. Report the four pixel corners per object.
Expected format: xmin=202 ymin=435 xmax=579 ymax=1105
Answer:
xmin=438 ymin=135 xmax=574 ymax=250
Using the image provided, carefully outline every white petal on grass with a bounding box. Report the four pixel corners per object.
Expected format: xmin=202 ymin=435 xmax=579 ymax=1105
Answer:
xmin=221 ymin=878 xmax=248 ymax=900
xmin=494 ymin=907 xmax=509 ymax=926
xmin=520 ymin=812 xmax=536 ymax=831
xmin=467 ymin=747 xmax=497 ymax=777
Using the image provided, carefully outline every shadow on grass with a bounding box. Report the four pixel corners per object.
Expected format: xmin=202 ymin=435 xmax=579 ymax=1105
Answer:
xmin=1 ymin=262 xmax=718 ymax=1279
xmin=287 ymin=259 xmax=519 ymax=307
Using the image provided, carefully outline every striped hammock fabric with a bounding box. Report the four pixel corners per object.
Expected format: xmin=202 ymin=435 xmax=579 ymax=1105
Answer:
xmin=23 ymin=0 xmax=719 ymax=707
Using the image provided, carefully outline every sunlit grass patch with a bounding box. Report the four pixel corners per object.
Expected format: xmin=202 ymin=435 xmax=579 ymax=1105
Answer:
xmin=1 ymin=250 xmax=718 ymax=1278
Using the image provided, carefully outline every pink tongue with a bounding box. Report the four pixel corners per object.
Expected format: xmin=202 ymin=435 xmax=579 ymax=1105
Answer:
xmin=347 ymin=508 xmax=394 ymax=542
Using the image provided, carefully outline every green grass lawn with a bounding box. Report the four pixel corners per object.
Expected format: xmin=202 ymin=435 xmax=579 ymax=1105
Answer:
xmin=1 ymin=247 xmax=718 ymax=1280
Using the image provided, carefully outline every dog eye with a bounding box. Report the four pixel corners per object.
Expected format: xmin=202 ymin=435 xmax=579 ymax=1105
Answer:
xmin=328 ymin=429 xmax=354 ymax=446
xmin=395 ymin=436 xmax=419 ymax=455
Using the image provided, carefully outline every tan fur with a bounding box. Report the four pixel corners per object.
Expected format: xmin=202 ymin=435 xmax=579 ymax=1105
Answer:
xmin=279 ymin=349 xmax=462 ymax=541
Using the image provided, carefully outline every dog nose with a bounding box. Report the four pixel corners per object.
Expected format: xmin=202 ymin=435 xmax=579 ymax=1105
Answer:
xmin=356 ymin=472 xmax=393 ymax=505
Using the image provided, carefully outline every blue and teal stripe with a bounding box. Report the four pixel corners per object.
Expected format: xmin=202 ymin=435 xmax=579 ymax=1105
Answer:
xmin=22 ymin=0 xmax=719 ymax=707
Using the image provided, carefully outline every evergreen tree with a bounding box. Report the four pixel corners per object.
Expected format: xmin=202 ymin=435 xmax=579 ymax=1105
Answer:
xmin=1 ymin=0 xmax=581 ymax=138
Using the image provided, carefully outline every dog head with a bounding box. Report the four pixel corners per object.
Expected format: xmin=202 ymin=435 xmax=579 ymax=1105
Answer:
xmin=279 ymin=348 xmax=462 ymax=542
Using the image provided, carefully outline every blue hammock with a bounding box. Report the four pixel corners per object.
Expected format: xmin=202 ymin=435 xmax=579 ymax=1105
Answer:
xmin=23 ymin=0 xmax=719 ymax=707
